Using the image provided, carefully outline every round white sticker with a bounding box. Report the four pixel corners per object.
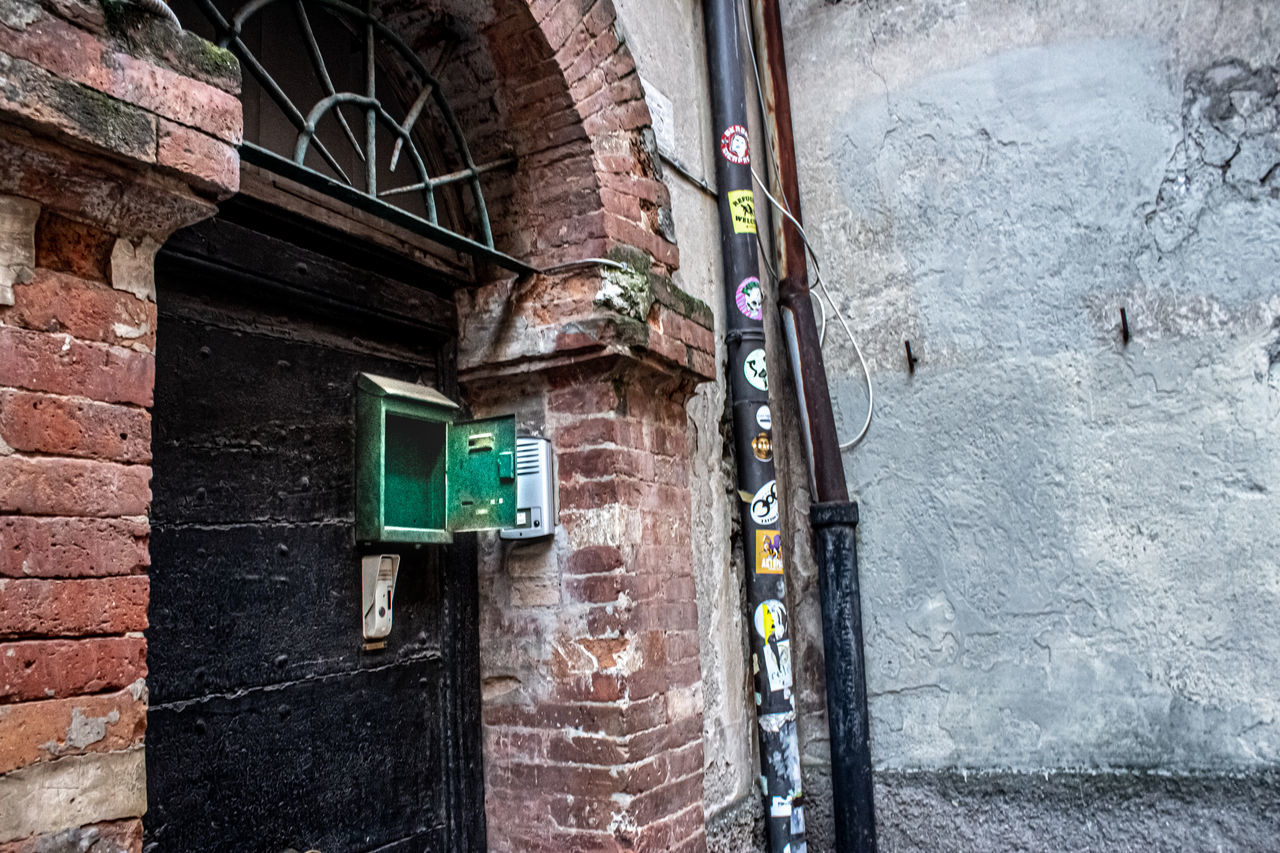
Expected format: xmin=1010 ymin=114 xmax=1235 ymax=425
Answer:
xmin=756 ymin=405 xmax=772 ymax=430
xmin=744 ymin=348 xmax=769 ymax=391
xmin=749 ymin=479 xmax=779 ymax=526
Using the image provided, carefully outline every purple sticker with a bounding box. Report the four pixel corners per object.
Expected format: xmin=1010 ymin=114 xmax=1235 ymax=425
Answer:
xmin=735 ymin=276 xmax=762 ymax=321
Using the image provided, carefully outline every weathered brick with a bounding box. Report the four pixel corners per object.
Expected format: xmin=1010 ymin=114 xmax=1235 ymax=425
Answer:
xmin=0 ymin=195 xmax=38 ymax=307
xmin=0 ymin=51 xmax=156 ymax=167
xmin=0 ymin=750 xmax=145 ymax=843
xmin=0 ymin=389 xmax=150 ymax=462
xmin=156 ymin=119 xmax=239 ymax=198
xmin=548 ymin=380 xmax=620 ymax=415
xmin=688 ymin=347 xmax=715 ymax=380
xmin=647 ymin=327 xmax=689 ymax=367
xmin=535 ymin=0 xmax=580 ymax=52
xmin=1 ymin=270 xmax=154 ymax=349
xmin=34 ymin=211 xmax=113 ymax=281
xmin=0 ymin=577 xmax=148 ymax=637
xmin=0 ymin=325 xmax=154 ymax=406
xmin=0 ymin=516 xmax=148 ymax=578
xmin=0 ymin=7 xmax=240 ymax=142
xmin=0 ymin=637 xmax=145 ymax=703
xmin=0 ymin=687 xmax=145 ymax=774
xmin=0 ymin=818 xmax=142 ymax=853
xmin=544 ymin=729 xmax=627 ymax=766
xmin=628 ymin=772 xmax=704 ymax=827
xmin=555 ymin=416 xmax=643 ymax=451
xmin=0 ymin=455 xmax=150 ymax=517
xmin=633 ymin=801 xmax=705 ymax=852
xmin=559 ymin=447 xmax=653 ymax=482
xmin=566 ymin=545 xmax=624 ymax=576
xmin=563 ymin=29 xmax=620 ymax=88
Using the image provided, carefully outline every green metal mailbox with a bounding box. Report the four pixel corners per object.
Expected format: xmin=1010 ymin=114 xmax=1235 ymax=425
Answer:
xmin=355 ymin=373 xmax=517 ymax=543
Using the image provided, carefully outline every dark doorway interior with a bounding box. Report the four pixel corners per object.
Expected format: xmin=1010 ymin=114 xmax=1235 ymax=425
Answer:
xmin=144 ymin=201 xmax=485 ymax=852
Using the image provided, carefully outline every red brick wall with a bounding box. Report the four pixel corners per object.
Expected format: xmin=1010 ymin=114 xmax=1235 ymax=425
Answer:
xmin=0 ymin=0 xmax=237 ymax=844
xmin=473 ymin=364 xmax=710 ymax=853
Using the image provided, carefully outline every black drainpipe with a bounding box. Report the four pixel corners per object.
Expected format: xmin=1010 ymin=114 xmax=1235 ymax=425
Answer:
xmin=703 ymin=1 xmax=805 ymax=850
xmin=751 ymin=0 xmax=878 ymax=849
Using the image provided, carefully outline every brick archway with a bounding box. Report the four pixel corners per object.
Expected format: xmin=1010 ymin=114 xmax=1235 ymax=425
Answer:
xmin=0 ymin=0 xmax=713 ymax=849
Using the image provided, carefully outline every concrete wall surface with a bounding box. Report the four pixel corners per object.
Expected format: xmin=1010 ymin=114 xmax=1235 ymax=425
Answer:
xmin=775 ymin=0 xmax=1280 ymax=848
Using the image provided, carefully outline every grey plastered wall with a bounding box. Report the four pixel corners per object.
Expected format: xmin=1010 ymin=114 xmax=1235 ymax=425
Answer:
xmin=777 ymin=0 xmax=1280 ymax=849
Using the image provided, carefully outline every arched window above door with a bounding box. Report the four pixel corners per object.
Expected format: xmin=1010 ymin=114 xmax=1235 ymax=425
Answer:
xmin=175 ymin=0 xmax=533 ymax=273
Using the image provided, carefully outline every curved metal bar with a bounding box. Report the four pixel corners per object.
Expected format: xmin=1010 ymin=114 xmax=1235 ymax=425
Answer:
xmin=295 ymin=93 xmax=377 ymax=163
xmin=196 ymin=0 xmax=498 ymax=250
xmin=294 ymin=0 xmax=364 ymax=160
xmin=296 ymin=98 xmax=437 ymax=221
xmin=390 ymin=83 xmax=434 ymax=172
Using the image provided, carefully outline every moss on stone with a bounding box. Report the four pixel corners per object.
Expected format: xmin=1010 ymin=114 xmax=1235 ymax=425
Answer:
xmin=597 ymin=258 xmax=654 ymax=322
xmin=58 ymin=77 xmax=155 ymax=158
xmin=99 ymin=0 xmax=240 ymax=91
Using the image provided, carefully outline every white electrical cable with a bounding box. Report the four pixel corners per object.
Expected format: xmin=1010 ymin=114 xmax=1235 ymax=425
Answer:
xmin=738 ymin=0 xmax=874 ymax=452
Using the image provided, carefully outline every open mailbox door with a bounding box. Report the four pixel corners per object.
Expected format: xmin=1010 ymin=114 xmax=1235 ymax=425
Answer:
xmin=446 ymin=415 xmax=517 ymax=531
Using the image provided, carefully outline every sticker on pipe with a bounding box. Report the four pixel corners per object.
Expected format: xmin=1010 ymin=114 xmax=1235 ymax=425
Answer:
xmin=752 ymin=432 xmax=773 ymax=461
xmin=756 ymin=405 xmax=772 ymax=430
xmin=735 ymin=276 xmax=763 ymax=321
xmin=749 ymin=479 xmax=778 ymax=526
xmin=755 ymin=529 xmax=783 ymax=575
xmin=720 ymin=124 xmax=751 ymax=164
xmin=743 ymin=348 xmax=768 ymax=391
xmin=754 ymin=599 xmax=792 ymax=695
xmin=728 ymin=189 xmax=757 ymax=234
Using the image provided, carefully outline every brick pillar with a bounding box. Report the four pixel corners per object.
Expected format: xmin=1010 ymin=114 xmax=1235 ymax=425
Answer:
xmin=463 ymin=266 xmax=717 ymax=851
xmin=0 ymin=0 xmax=239 ymax=846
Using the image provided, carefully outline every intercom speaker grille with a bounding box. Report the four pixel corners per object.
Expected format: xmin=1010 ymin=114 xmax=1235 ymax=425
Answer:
xmin=516 ymin=443 xmax=541 ymax=475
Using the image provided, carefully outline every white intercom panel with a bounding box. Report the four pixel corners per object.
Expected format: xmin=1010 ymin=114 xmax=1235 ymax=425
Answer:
xmin=500 ymin=436 xmax=556 ymax=540
xmin=361 ymin=553 xmax=400 ymax=641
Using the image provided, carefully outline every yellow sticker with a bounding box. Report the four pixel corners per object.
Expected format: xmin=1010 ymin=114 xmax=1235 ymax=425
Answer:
xmin=755 ymin=529 xmax=783 ymax=574
xmin=728 ymin=189 xmax=757 ymax=234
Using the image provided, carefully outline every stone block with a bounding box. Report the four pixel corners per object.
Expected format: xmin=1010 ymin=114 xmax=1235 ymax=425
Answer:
xmin=0 ymin=517 xmax=149 ymax=579
xmin=0 ymin=819 xmax=142 ymax=853
xmin=0 ymin=195 xmax=37 ymax=306
xmin=0 ymin=325 xmax=154 ymax=406
xmin=0 ymin=577 xmax=149 ymax=638
xmin=0 ymin=637 xmax=145 ymax=703
xmin=106 ymin=237 xmax=158 ymax=302
xmin=155 ymin=118 xmax=239 ymax=198
xmin=0 ymin=687 xmax=145 ymax=774
xmin=0 ymin=51 xmax=156 ymax=166
xmin=0 ymin=389 xmax=151 ymax=463
xmin=0 ymin=750 xmax=145 ymax=842
xmin=0 ymin=455 xmax=150 ymax=517
xmin=2 ymin=270 xmax=155 ymax=350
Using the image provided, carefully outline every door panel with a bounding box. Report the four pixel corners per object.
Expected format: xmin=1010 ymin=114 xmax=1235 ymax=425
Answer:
xmin=145 ymin=216 xmax=485 ymax=852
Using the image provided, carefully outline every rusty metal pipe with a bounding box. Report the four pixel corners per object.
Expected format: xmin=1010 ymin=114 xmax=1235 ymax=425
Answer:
xmin=751 ymin=0 xmax=848 ymax=504
xmin=751 ymin=1 xmax=879 ymax=850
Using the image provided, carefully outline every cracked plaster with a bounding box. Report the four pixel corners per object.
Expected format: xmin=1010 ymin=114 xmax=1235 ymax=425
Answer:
xmin=776 ymin=1 xmax=1280 ymax=849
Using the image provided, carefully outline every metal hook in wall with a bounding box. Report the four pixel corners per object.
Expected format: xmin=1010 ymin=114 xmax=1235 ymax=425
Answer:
xmin=904 ymin=340 xmax=919 ymax=374
xmin=1120 ymin=308 xmax=1131 ymax=345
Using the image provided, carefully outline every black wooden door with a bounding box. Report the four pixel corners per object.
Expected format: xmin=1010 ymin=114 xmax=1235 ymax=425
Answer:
xmin=144 ymin=205 xmax=485 ymax=853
